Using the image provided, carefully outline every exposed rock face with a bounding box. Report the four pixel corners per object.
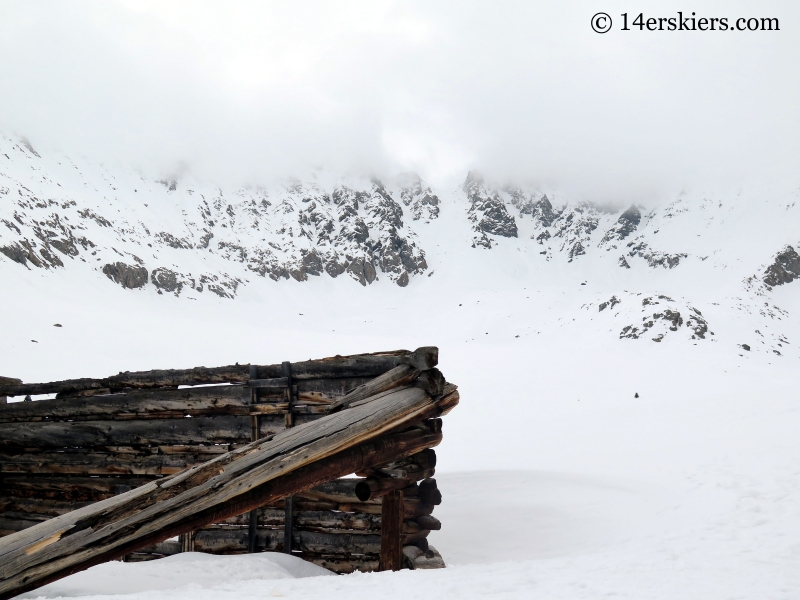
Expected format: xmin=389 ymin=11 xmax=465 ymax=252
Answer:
xmin=599 ymin=296 xmax=621 ymax=311
xmin=463 ymin=172 xmax=518 ymax=248
xmin=763 ymin=245 xmax=800 ymax=288
xmin=626 ymin=240 xmax=686 ymax=269
xmin=150 ymin=267 xmax=196 ymax=295
xmin=102 ymin=262 xmax=148 ymax=289
xmin=398 ymin=173 xmax=440 ymax=222
xmin=599 ymin=205 xmax=641 ymax=247
xmin=551 ymin=204 xmax=599 ymax=262
xmin=507 ymin=187 xmax=558 ymax=227
xmin=614 ymin=295 xmax=712 ymax=342
xmin=531 ymin=195 xmax=557 ymax=227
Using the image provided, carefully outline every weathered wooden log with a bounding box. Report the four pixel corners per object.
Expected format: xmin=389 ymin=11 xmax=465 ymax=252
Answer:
xmin=418 ymin=478 xmax=442 ymax=506
xmin=0 ymin=386 xmax=346 ymax=424
xmin=296 ymin=553 xmax=379 ymax=574
xmin=0 ymin=452 xmax=207 ymax=476
xmin=0 ymin=415 xmax=331 ymax=450
xmin=194 ymin=527 xmax=383 ymax=554
xmin=0 ymin=497 xmax=94 ymax=520
xmin=295 ymin=479 xmax=366 ymax=504
xmin=326 ymin=365 xmax=419 ymax=413
xmin=213 ymin=508 xmax=383 ymax=531
xmin=354 ymin=470 xmax=433 ymax=502
xmin=0 ymin=476 xmax=155 ymax=502
xmin=0 ymin=518 xmax=42 ymax=536
xmin=135 ymin=540 xmax=181 ymax=557
xmin=414 ymin=514 xmax=441 ymax=531
xmin=0 ymin=386 xmax=447 ymax=600
xmin=379 ymin=490 xmax=404 ymax=571
xmin=403 ymin=544 xmax=445 ymax=570
xmin=0 ymin=348 xmax=438 ymax=397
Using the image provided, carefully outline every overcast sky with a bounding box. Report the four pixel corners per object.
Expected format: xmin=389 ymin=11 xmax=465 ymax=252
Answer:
xmin=0 ymin=0 xmax=797 ymax=198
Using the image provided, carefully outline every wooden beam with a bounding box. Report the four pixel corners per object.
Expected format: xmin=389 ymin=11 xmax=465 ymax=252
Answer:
xmin=0 ymin=348 xmax=438 ymax=397
xmin=379 ymin=490 xmax=404 ymax=571
xmin=0 ymin=386 xmax=447 ymax=599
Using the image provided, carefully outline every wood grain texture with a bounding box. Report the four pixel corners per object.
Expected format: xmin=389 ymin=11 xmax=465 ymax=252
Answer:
xmin=0 ymin=348 xmax=438 ymax=397
xmin=0 ymin=386 xmax=445 ymax=599
xmin=379 ymin=490 xmax=404 ymax=571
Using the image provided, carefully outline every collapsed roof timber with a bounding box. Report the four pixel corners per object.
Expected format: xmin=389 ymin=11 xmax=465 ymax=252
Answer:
xmin=0 ymin=347 xmax=458 ymax=598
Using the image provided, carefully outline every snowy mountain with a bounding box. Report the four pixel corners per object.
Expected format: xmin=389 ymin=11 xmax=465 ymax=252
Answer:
xmin=1 ymin=133 xmax=798 ymax=358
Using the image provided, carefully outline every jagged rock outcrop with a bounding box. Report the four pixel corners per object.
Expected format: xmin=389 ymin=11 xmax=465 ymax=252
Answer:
xmin=102 ymin=262 xmax=148 ymax=289
xmin=463 ymin=172 xmax=518 ymax=248
xmin=762 ymin=245 xmax=800 ymax=288
xmin=599 ymin=205 xmax=641 ymax=248
xmin=626 ymin=240 xmax=686 ymax=269
xmin=398 ymin=173 xmax=440 ymax=222
xmin=551 ymin=203 xmax=599 ymax=262
xmin=615 ymin=295 xmax=712 ymax=342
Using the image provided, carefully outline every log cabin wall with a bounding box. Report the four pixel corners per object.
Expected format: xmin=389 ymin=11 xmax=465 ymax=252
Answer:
xmin=0 ymin=348 xmax=450 ymax=573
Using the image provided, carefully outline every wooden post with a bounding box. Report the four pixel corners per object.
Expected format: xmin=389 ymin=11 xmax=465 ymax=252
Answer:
xmin=282 ymin=361 xmax=294 ymax=554
xmin=380 ymin=489 xmax=404 ymax=571
xmin=282 ymin=361 xmax=293 ymax=428
xmin=248 ymin=365 xmax=259 ymax=554
xmin=179 ymin=532 xmax=195 ymax=552
xmin=283 ymin=495 xmax=294 ymax=554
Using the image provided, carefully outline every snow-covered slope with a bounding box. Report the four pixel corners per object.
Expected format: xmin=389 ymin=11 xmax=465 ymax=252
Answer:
xmin=1 ymin=134 xmax=798 ymax=359
xmin=1 ymin=132 xmax=799 ymax=597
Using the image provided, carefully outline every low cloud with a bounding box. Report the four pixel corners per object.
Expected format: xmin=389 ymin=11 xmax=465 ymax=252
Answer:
xmin=0 ymin=0 xmax=797 ymax=199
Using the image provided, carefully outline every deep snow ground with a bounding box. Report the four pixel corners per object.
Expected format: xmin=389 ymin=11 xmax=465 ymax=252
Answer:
xmin=3 ymin=255 xmax=800 ymax=599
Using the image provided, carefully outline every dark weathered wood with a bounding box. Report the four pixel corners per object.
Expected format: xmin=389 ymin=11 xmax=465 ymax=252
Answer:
xmin=213 ymin=508 xmax=382 ymax=531
xmin=0 ymin=386 xmax=445 ymax=600
xmin=418 ymin=478 xmax=442 ymax=506
xmin=0 ymin=348 xmax=438 ymax=397
xmin=297 ymin=553 xmax=379 ymax=574
xmin=258 ymin=347 xmax=438 ymax=381
xmin=355 ymin=471 xmax=433 ymax=502
xmin=0 ymin=415 xmax=327 ymax=449
xmin=0 ymin=497 xmax=94 ymax=520
xmin=248 ymin=378 xmax=288 ymax=389
xmin=194 ymin=527 xmax=382 ymax=554
xmin=296 ymin=479 xmax=366 ymax=504
xmin=178 ymin=532 xmax=194 ymax=553
xmin=0 ymin=476 xmax=155 ymax=502
xmin=247 ymin=364 xmax=259 ymax=554
xmin=0 ymin=451 xmax=208 ymax=476
xmin=380 ymin=490 xmax=404 ymax=571
xmin=283 ymin=495 xmax=294 ymax=553
xmin=327 ymin=365 xmax=419 ymax=413
xmin=414 ymin=515 xmax=441 ymax=531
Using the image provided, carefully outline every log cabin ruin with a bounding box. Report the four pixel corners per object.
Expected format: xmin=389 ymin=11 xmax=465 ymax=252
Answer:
xmin=0 ymin=347 xmax=457 ymax=600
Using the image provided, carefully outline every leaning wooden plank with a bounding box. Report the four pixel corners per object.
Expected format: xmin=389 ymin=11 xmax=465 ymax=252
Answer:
xmin=3 ymin=424 xmax=442 ymax=591
xmin=326 ymin=365 xmax=419 ymax=413
xmin=0 ymin=387 xmax=447 ymax=599
xmin=0 ymin=348 xmax=438 ymax=397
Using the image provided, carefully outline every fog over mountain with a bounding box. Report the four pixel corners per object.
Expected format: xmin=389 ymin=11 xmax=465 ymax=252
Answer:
xmin=1 ymin=0 xmax=798 ymax=196
xmin=2 ymin=4 xmax=800 ymax=598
